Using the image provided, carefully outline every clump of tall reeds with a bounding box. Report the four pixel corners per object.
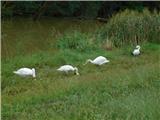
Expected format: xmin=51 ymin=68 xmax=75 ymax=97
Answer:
xmin=96 ymin=9 xmax=160 ymax=47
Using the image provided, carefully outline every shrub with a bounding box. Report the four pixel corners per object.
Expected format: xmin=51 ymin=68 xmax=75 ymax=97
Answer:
xmin=56 ymin=31 xmax=96 ymax=52
xmin=96 ymin=9 xmax=160 ymax=47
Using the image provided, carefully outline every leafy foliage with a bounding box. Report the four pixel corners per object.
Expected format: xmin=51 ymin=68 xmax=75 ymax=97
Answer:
xmin=2 ymin=1 xmax=160 ymax=19
xmin=56 ymin=31 xmax=96 ymax=52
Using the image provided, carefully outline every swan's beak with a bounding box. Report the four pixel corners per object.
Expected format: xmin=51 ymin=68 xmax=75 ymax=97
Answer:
xmin=75 ymin=72 xmax=80 ymax=75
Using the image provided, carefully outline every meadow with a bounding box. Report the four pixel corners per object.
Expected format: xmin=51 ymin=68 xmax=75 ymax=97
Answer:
xmin=2 ymin=9 xmax=160 ymax=120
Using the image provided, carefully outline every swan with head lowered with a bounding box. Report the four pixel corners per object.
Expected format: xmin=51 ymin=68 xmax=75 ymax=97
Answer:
xmin=84 ymin=56 xmax=110 ymax=65
xmin=132 ymin=45 xmax=141 ymax=56
xmin=57 ymin=65 xmax=79 ymax=75
xmin=13 ymin=68 xmax=36 ymax=78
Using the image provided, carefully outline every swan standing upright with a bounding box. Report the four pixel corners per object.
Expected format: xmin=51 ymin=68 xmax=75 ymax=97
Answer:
xmin=84 ymin=56 xmax=110 ymax=65
xmin=57 ymin=65 xmax=79 ymax=75
xmin=13 ymin=68 xmax=36 ymax=78
xmin=132 ymin=45 xmax=141 ymax=56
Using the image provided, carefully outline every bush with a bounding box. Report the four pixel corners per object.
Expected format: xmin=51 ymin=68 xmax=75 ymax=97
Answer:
xmin=56 ymin=31 xmax=97 ymax=52
xmin=96 ymin=9 xmax=160 ymax=47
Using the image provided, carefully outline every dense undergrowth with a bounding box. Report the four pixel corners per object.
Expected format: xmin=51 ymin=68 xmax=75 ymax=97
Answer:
xmin=96 ymin=9 xmax=160 ymax=47
xmin=2 ymin=9 xmax=160 ymax=120
xmin=56 ymin=9 xmax=160 ymax=51
xmin=56 ymin=31 xmax=97 ymax=52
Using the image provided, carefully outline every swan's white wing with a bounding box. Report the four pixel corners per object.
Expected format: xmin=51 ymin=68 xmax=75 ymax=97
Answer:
xmin=57 ymin=65 xmax=74 ymax=72
xmin=93 ymin=56 xmax=107 ymax=64
xmin=99 ymin=60 xmax=110 ymax=65
xmin=17 ymin=68 xmax=32 ymax=75
xmin=133 ymin=49 xmax=140 ymax=55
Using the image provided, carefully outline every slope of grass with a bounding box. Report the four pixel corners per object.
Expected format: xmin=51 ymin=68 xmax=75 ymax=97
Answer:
xmin=2 ymin=42 xmax=160 ymax=120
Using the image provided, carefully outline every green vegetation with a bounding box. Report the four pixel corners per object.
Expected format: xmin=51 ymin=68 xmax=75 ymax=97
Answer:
xmin=2 ymin=1 xmax=160 ymax=19
xmin=96 ymin=9 xmax=160 ymax=47
xmin=2 ymin=9 xmax=160 ymax=120
xmin=57 ymin=31 xmax=98 ymax=52
xmin=2 ymin=43 xmax=160 ymax=120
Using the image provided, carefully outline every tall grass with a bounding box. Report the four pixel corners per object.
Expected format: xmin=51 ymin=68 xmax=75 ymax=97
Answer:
xmin=96 ymin=9 xmax=160 ymax=47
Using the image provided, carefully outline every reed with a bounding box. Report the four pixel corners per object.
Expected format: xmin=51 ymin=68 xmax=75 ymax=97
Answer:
xmin=96 ymin=9 xmax=160 ymax=47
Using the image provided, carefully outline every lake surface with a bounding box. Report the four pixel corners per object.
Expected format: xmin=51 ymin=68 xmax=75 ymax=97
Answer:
xmin=2 ymin=17 xmax=102 ymax=59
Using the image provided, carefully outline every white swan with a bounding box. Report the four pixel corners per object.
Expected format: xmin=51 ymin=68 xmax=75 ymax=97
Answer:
xmin=13 ymin=68 xmax=36 ymax=78
xmin=132 ymin=45 xmax=141 ymax=56
xmin=57 ymin=65 xmax=79 ymax=75
xmin=84 ymin=56 xmax=110 ymax=65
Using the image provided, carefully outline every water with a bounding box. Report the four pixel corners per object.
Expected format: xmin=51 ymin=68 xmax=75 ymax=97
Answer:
xmin=2 ymin=17 xmax=102 ymax=59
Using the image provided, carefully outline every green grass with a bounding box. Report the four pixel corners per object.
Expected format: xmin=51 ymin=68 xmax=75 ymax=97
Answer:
xmin=2 ymin=9 xmax=160 ymax=120
xmin=2 ymin=42 xmax=160 ymax=120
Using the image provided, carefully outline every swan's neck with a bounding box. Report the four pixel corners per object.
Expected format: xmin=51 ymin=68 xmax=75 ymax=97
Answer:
xmin=84 ymin=59 xmax=93 ymax=65
xmin=32 ymin=69 xmax=36 ymax=78
xmin=13 ymin=71 xmax=19 ymax=74
xmin=136 ymin=48 xmax=140 ymax=51
xmin=75 ymin=70 xmax=79 ymax=75
xmin=136 ymin=46 xmax=140 ymax=50
xmin=88 ymin=59 xmax=94 ymax=64
xmin=74 ymin=68 xmax=79 ymax=75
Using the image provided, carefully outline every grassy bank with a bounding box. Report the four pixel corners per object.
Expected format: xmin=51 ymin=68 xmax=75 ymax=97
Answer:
xmin=2 ymin=9 xmax=160 ymax=120
xmin=2 ymin=42 xmax=160 ymax=120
